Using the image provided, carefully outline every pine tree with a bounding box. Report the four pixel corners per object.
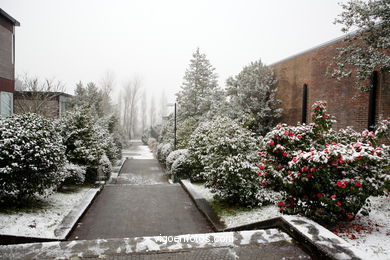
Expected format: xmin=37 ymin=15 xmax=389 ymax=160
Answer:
xmin=176 ymin=48 xmax=219 ymax=121
xmin=226 ymin=59 xmax=282 ymax=136
xmin=331 ymin=0 xmax=390 ymax=91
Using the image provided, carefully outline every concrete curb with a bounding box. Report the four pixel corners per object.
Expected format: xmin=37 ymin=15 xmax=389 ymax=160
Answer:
xmin=0 ymin=229 xmax=294 ymax=259
xmin=180 ymin=179 xmax=226 ymax=232
xmin=0 ymin=187 xmax=102 ymax=245
xmin=180 ymin=180 xmax=369 ymax=260
xmin=54 ymin=187 xmax=101 ymax=240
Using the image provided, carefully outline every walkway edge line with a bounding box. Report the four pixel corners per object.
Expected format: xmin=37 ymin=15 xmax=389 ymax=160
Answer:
xmin=180 ymin=179 xmax=226 ymax=232
xmin=54 ymin=187 xmax=102 ymax=240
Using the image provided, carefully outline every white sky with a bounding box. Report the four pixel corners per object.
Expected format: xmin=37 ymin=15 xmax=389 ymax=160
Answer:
xmin=2 ymin=0 xmax=349 ymax=103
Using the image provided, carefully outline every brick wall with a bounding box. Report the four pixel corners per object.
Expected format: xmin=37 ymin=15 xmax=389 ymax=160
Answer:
xmin=14 ymin=94 xmax=60 ymax=118
xmin=271 ymin=38 xmax=389 ymax=131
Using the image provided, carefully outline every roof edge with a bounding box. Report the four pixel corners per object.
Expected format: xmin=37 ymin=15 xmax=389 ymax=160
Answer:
xmin=0 ymin=8 xmax=20 ymax=26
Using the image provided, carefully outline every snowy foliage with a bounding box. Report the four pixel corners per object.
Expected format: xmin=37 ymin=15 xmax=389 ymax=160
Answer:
xmin=157 ymin=143 xmax=172 ymax=165
xmin=171 ymin=151 xmax=191 ymax=182
xmin=0 ymin=113 xmax=66 ymax=202
xmin=189 ymin=117 xmax=273 ymax=206
xmin=166 ymin=149 xmax=188 ymax=173
xmin=331 ymin=0 xmax=390 ymax=91
xmin=176 ymin=117 xmax=199 ymax=149
xmin=226 ymin=59 xmax=282 ymax=135
xmin=176 ymin=48 xmax=222 ymax=121
xmin=258 ymin=101 xmax=390 ymax=224
xmin=57 ymin=107 xmax=105 ymax=167
xmin=60 ymin=163 xmax=86 ymax=186
xmin=99 ymin=154 xmax=112 ymax=181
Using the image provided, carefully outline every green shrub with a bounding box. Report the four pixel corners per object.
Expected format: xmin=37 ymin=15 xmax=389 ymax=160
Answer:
xmin=0 ymin=113 xmax=66 ymax=202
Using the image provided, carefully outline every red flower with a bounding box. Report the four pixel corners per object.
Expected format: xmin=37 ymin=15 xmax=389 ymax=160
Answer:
xmin=310 ymin=168 xmax=316 ymax=172
xmin=303 ymin=194 xmax=308 ymax=199
xmin=337 ymin=181 xmax=347 ymax=188
xmin=269 ymin=140 xmax=275 ymax=146
xmin=289 ymin=132 xmax=294 ymax=137
xmin=315 ymin=106 xmax=321 ymax=110
xmin=284 ymin=131 xmax=289 ymax=136
xmin=257 ymin=171 xmax=262 ymax=175
xmin=259 ymin=164 xmax=266 ymax=170
xmin=297 ymin=135 xmax=302 ymax=139
xmin=278 ymin=201 xmax=284 ymax=207
xmin=307 ymin=173 xmax=313 ymax=178
xmin=261 ymin=181 xmax=267 ymax=186
xmin=324 ymin=114 xmax=329 ymax=119
xmin=355 ymin=181 xmax=362 ymax=187
xmin=348 ymin=214 xmax=354 ymax=220
xmin=282 ymin=152 xmax=288 ymax=157
xmin=336 ymin=201 xmax=342 ymax=206
xmin=330 ymin=195 xmax=336 ymax=199
xmin=316 ymin=193 xmax=323 ymax=198
xmin=277 ymin=164 xmax=283 ymax=170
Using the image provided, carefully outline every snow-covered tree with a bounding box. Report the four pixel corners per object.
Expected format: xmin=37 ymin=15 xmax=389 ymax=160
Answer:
xmin=73 ymin=82 xmax=104 ymax=117
xmin=226 ymin=59 xmax=282 ymax=136
xmin=331 ymin=0 xmax=390 ymax=91
xmin=0 ymin=113 xmax=66 ymax=202
xmin=176 ymin=48 xmax=220 ymax=121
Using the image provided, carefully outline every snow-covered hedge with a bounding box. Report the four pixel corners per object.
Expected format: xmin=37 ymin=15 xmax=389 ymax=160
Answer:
xmin=100 ymin=154 xmax=112 ymax=181
xmin=60 ymin=163 xmax=86 ymax=186
xmin=157 ymin=143 xmax=172 ymax=165
xmin=166 ymin=149 xmax=188 ymax=172
xmin=258 ymin=101 xmax=390 ymax=224
xmin=189 ymin=117 xmax=270 ymax=207
xmin=57 ymin=107 xmax=104 ymax=167
xmin=171 ymin=151 xmax=191 ymax=182
xmin=0 ymin=113 xmax=66 ymax=202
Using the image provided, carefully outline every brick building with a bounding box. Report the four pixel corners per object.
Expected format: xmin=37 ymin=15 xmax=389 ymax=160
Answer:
xmin=0 ymin=9 xmax=19 ymax=117
xmin=14 ymin=91 xmax=73 ymax=118
xmin=271 ymin=36 xmax=389 ymax=131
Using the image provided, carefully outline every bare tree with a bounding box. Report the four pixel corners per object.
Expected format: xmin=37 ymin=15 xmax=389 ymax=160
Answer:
xmin=121 ymin=78 xmax=141 ymax=139
xmin=14 ymin=74 xmax=66 ymax=117
xmin=100 ymin=70 xmax=115 ymax=115
xmin=141 ymin=90 xmax=148 ymax=132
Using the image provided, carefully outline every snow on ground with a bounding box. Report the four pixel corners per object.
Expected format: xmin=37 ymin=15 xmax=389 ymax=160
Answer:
xmin=191 ymin=183 xmax=280 ymax=228
xmin=0 ymin=188 xmax=90 ymax=238
xmin=330 ymin=196 xmax=390 ymax=260
xmin=122 ymin=145 xmax=155 ymax=160
xmin=191 ymin=182 xmax=390 ymax=259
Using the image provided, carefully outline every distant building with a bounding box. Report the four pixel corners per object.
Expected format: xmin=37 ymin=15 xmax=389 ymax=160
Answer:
xmin=14 ymin=91 xmax=73 ymax=118
xmin=0 ymin=9 xmax=19 ymax=117
xmin=271 ymin=36 xmax=389 ymax=131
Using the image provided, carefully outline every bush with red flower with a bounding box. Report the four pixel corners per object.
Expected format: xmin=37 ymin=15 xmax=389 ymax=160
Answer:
xmin=258 ymin=101 xmax=389 ymax=224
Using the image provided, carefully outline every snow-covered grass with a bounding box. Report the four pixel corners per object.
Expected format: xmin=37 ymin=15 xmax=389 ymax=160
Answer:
xmin=191 ymin=183 xmax=280 ymax=228
xmin=329 ymin=196 xmax=390 ymax=260
xmin=191 ymin=182 xmax=390 ymax=259
xmin=0 ymin=187 xmax=91 ymax=239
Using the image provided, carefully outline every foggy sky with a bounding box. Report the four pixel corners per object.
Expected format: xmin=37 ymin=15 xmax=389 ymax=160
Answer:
xmin=2 ymin=0 xmax=350 ymax=102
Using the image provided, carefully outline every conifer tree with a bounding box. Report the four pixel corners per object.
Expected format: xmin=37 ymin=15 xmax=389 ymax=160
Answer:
xmin=226 ymin=59 xmax=282 ymax=136
xmin=176 ymin=48 xmax=219 ymax=121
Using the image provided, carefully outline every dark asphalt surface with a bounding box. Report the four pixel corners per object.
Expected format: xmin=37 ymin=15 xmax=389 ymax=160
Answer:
xmin=68 ymin=142 xmax=213 ymax=240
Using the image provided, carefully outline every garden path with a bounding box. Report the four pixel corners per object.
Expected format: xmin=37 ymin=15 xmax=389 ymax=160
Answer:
xmin=68 ymin=141 xmax=212 ymax=240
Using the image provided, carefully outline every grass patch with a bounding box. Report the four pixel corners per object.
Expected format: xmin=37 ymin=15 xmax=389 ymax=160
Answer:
xmin=209 ymin=200 xmax=255 ymax=217
xmin=0 ymin=196 xmax=51 ymax=214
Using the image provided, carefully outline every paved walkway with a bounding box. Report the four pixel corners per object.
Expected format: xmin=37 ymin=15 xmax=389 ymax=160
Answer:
xmin=68 ymin=141 xmax=212 ymax=240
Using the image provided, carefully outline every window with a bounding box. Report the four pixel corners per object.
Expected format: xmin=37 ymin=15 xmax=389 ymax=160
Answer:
xmin=0 ymin=91 xmax=13 ymax=117
xmin=302 ymin=83 xmax=308 ymax=124
xmin=368 ymin=71 xmax=378 ymax=130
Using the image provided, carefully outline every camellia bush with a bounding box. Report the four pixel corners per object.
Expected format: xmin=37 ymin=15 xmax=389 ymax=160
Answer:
xmin=258 ymin=101 xmax=390 ymax=224
xmin=189 ymin=117 xmax=275 ymax=207
xmin=0 ymin=113 xmax=66 ymax=202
